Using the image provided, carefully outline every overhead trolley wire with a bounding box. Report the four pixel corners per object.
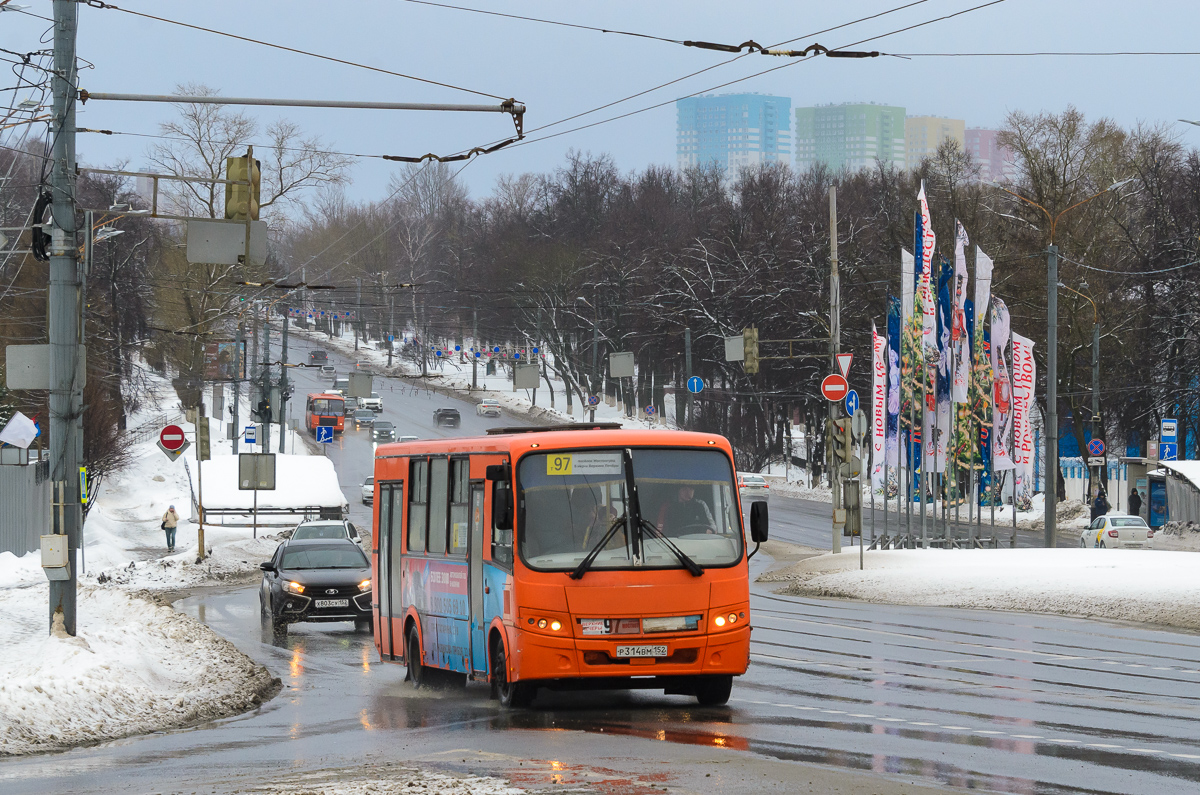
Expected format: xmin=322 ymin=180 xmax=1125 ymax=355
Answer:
xmin=77 ymin=0 xmax=518 ymax=103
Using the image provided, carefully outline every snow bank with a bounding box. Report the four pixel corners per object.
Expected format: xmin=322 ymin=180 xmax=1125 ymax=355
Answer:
xmin=240 ymin=766 xmax=524 ymax=795
xmin=764 ymin=547 xmax=1200 ymax=631
xmin=0 ymin=583 xmax=279 ymax=755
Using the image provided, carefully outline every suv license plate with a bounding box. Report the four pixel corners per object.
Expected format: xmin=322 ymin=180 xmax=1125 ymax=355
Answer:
xmin=616 ymin=645 xmax=667 ymax=658
xmin=314 ymin=599 xmax=348 ymax=608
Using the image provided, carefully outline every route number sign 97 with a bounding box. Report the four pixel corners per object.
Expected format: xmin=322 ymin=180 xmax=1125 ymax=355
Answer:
xmin=547 ymin=454 xmax=574 ymax=475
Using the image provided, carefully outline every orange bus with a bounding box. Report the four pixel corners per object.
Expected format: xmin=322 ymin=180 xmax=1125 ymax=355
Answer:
xmin=305 ymin=392 xmax=345 ymax=435
xmin=370 ymin=423 xmax=767 ymax=707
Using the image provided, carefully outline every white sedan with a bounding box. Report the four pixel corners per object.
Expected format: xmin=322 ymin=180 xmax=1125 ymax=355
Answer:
xmin=1081 ymin=513 xmax=1154 ymax=549
xmin=738 ymin=473 xmax=770 ymax=504
xmin=476 ymin=398 xmax=502 ymax=417
xmin=361 ymin=476 xmax=374 ymax=505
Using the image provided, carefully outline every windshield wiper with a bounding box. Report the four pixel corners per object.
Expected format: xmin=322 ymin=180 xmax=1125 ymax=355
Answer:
xmin=639 ymin=519 xmax=703 ymax=577
xmin=569 ymin=515 xmax=629 ymax=580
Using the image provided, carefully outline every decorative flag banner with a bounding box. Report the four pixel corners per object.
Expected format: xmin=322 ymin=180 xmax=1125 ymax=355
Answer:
xmin=871 ymin=323 xmax=887 ymax=492
xmin=972 ymin=247 xmax=995 ymax=495
xmin=1011 ymin=332 xmax=1037 ymax=502
xmin=886 ymin=296 xmax=902 ymax=472
xmin=901 ymin=248 xmax=915 ymax=324
xmin=917 ymin=184 xmax=938 ymax=357
xmin=991 ymin=297 xmax=1014 ymax=471
xmin=951 ymin=221 xmax=971 ymax=403
xmin=935 ymin=258 xmax=953 ymax=473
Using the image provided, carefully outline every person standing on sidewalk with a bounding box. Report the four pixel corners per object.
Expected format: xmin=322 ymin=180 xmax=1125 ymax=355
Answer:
xmin=161 ymin=505 xmax=180 ymax=553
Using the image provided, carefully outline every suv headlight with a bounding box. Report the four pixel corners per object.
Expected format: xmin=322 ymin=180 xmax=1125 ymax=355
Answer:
xmin=284 ymin=580 xmax=305 ymax=594
xmin=358 ymin=579 xmax=372 ymax=592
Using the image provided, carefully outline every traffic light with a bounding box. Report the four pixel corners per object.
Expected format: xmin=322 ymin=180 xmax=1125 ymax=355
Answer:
xmin=255 ymin=398 xmax=270 ymax=422
xmin=743 ymin=327 xmax=759 ymax=374
xmin=831 ymin=418 xmax=851 ymax=462
xmin=225 ymin=155 xmax=261 ymax=221
xmin=197 ymin=415 xmax=211 ymax=461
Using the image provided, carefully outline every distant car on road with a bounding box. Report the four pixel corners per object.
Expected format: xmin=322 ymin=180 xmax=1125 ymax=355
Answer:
xmin=352 ymin=408 xmax=375 ymax=429
xmin=359 ymin=392 xmax=383 ymax=411
xmin=1082 ymin=513 xmax=1153 ymax=549
xmin=354 ymin=361 xmax=373 ymax=373
xmin=259 ymin=538 xmax=372 ymax=635
xmin=738 ymin=473 xmax=771 ymax=504
xmin=372 ymin=421 xmax=396 ymax=442
xmin=361 ymin=476 xmax=374 ymax=505
xmin=476 ymin=398 xmax=502 ymax=417
xmin=433 ymin=407 xmax=461 ymax=427
xmin=291 ymin=519 xmax=361 ymax=542
xmin=332 ymin=376 xmax=349 ymax=395
xmin=308 ymin=349 xmax=328 ymax=365
xmin=320 ymin=364 xmax=336 ymax=376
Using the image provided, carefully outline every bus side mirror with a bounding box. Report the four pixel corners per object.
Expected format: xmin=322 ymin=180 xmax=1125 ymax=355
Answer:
xmin=493 ymin=480 xmax=513 ymax=531
xmin=749 ymin=501 xmax=769 ymax=543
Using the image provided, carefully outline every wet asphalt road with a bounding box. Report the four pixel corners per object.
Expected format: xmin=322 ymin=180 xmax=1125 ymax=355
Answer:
xmin=2 ymin=333 xmax=1197 ymax=794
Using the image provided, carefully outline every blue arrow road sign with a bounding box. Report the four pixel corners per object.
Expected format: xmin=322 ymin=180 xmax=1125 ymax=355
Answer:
xmin=844 ymin=389 xmax=859 ymax=416
xmin=687 ymin=376 xmax=705 ymax=394
xmin=315 ymin=425 xmax=334 ymax=444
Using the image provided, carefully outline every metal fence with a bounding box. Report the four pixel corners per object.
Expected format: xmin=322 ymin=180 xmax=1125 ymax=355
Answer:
xmin=0 ymin=460 xmax=51 ymax=555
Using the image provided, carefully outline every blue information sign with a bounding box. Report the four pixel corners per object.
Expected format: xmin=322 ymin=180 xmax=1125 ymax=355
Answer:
xmin=244 ymin=425 xmax=257 ymax=444
xmin=1161 ymin=418 xmax=1178 ymax=461
xmin=686 ymin=376 xmax=705 ymax=394
xmin=315 ymin=425 xmax=334 ymax=444
xmin=844 ymin=389 xmax=860 ymax=416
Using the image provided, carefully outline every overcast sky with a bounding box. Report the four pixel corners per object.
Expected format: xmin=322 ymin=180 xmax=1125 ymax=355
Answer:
xmin=8 ymin=0 xmax=1200 ymax=203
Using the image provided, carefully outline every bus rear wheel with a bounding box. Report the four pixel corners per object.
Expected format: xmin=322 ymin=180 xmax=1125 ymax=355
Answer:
xmin=491 ymin=642 xmax=535 ymax=708
xmin=694 ymin=675 xmax=733 ymax=706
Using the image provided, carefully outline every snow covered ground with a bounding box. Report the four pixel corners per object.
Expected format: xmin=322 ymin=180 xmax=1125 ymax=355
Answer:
xmin=762 ymin=547 xmax=1200 ymax=631
xmin=0 ymin=583 xmax=278 ymax=756
xmin=236 ymin=766 xmax=524 ymax=795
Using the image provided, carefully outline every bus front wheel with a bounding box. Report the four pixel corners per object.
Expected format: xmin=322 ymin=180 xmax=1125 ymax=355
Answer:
xmin=491 ymin=641 xmax=535 ymax=708
xmin=694 ymin=675 xmax=733 ymax=706
xmin=407 ymin=628 xmax=428 ymax=689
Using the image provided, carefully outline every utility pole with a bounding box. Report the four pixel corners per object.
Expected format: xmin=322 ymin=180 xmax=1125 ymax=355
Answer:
xmin=829 ymin=185 xmax=842 ymax=555
xmin=232 ymin=321 xmax=243 ymax=454
xmin=48 ymin=0 xmax=80 ymax=635
xmin=355 ymin=276 xmax=362 ymax=351
xmin=387 ymin=285 xmax=395 ymax=368
xmin=261 ymin=309 xmax=271 ymax=453
xmin=590 ymin=295 xmax=599 ymax=423
xmin=472 ymin=305 xmax=479 ymax=390
xmin=278 ymin=305 xmax=289 ymax=453
xmin=684 ymin=326 xmax=693 ymax=427
xmin=1091 ymin=320 xmax=1101 ymax=497
xmin=1045 ymin=245 xmax=1058 ymax=548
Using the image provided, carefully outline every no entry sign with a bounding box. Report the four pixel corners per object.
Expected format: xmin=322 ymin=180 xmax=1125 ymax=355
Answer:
xmin=821 ymin=374 xmax=849 ymax=402
xmin=160 ymin=425 xmax=186 ymax=451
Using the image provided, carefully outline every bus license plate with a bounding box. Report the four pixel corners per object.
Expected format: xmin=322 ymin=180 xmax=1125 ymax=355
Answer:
xmin=616 ymin=645 xmax=667 ymax=658
xmin=314 ymin=599 xmax=348 ymax=608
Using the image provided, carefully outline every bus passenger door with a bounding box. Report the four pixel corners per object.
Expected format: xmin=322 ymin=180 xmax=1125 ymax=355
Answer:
xmin=467 ymin=484 xmax=487 ymax=675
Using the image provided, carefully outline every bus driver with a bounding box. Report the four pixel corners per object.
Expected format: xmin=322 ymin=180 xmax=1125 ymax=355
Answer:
xmin=659 ymin=484 xmax=716 ymax=537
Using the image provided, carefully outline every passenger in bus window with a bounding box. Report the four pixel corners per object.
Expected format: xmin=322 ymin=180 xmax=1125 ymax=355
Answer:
xmin=658 ymin=484 xmax=716 ymax=537
xmin=569 ymin=487 xmax=610 ymax=550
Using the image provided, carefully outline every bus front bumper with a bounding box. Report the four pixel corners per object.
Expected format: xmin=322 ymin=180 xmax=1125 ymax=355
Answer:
xmin=511 ymin=625 xmax=750 ymax=681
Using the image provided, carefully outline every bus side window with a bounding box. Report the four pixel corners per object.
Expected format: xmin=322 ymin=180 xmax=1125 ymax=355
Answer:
xmin=427 ymin=458 xmax=449 ymax=555
xmin=448 ymin=458 xmax=469 ymax=556
xmin=491 ymin=480 xmax=513 ymax=568
xmin=408 ymin=459 xmax=428 ymax=553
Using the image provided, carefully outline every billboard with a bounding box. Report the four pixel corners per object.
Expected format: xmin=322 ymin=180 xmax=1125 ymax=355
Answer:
xmin=204 ymin=341 xmax=246 ymax=381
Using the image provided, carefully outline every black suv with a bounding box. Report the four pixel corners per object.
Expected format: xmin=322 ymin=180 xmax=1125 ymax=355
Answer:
xmin=433 ymin=407 xmax=461 ymax=427
xmin=308 ymin=349 xmax=328 ymax=365
xmin=259 ymin=538 xmax=372 ymax=635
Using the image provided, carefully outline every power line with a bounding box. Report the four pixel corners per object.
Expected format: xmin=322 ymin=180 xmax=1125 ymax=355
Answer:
xmin=495 ymin=0 xmax=1009 ymax=152
xmin=895 ymin=51 xmax=1200 ymax=57
xmin=398 ymin=0 xmax=684 ymax=46
xmin=80 ymin=0 xmax=518 ymax=102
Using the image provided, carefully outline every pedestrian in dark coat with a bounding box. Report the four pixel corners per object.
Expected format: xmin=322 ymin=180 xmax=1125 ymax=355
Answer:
xmin=1090 ymin=490 xmax=1110 ymax=522
xmin=1128 ymin=489 xmax=1143 ymax=517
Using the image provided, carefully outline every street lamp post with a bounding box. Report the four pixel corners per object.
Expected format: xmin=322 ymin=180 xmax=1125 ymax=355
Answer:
xmin=1059 ymin=281 xmax=1101 ymax=501
xmin=993 ymin=178 xmax=1130 ymax=548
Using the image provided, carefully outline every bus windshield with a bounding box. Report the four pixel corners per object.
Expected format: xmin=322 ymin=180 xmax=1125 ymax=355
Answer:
xmin=310 ymin=398 xmax=344 ymax=416
xmin=518 ymin=448 xmax=742 ymax=572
